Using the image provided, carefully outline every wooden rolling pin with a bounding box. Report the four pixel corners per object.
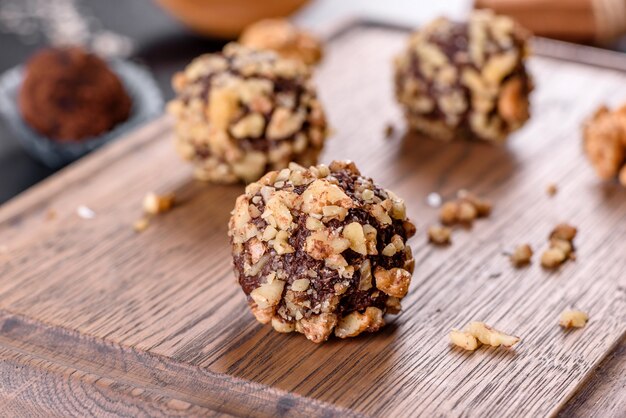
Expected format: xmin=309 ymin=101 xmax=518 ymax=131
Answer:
xmin=476 ymin=0 xmax=626 ymax=43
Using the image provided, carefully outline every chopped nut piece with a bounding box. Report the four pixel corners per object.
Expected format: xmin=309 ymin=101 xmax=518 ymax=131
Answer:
xmin=559 ymin=310 xmax=589 ymax=329
xmin=583 ymin=104 xmax=626 ymax=187
xmin=239 ymin=19 xmax=323 ymax=66
xmin=510 ymin=243 xmax=533 ymax=267
xmin=335 ymin=307 xmax=385 ymax=338
xmin=449 ymin=329 xmax=481 ymax=351
xmin=541 ymin=223 xmax=577 ymax=269
xmin=428 ymin=225 xmax=452 ymax=245
xmin=467 ymin=321 xmax=520 ymax=348
xmin=384 ymin=123 xmax=395 ymax=138
xmin=440 ymin=201 xmax=458 ymax=225
xmin=133 ymin=218 xmax=150 ymax=233
xmin=541 ymin=247 xmax=567 ymax=269
xmin=143 ymin=192 xmax=175 ymax=215
xmin=546 ymin=183 xmax=558 ymax=197
xmin=550 ymin=223 xmax=577 ymax=242
xmin=374 ymin=267 xmax=411 ymax=298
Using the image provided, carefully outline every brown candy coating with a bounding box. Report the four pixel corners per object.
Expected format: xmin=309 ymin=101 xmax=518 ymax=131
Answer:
xmin=394 ymin=10 xmax=533 ymax=143
xmin=168 ymin=43 xmax=329 ymax=184
xmin=19 ymin=46 xmax=131 ymax=141
xmin=228 ymin=161 xmax=416 ymax=343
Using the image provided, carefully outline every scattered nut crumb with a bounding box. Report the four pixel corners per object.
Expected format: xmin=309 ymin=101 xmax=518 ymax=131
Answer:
xmin=45 ymin=208 xmax=57 ymax=220
xmin=143 ymin=192 xmax=175 ymax=215
xmin=559 ymin=310 xmax=588 ymax=329
xmin=449 ymin=329 xmax=480 ymax=351
xmin=439 ymin=190 xmax=491 ymax=225
xmin=133 ymin=218 xmax=150 ymax=233
xmin=541 ymin=223 xmax=577 ymax=269
xmin=546 ymin=183 xmax=558 ymax=197
xmin=384 ymin=123 xmax=395 ymax=138
xmin=76 ymin=205 xmax=96 ymax=219
xmin=428 ymin=225 xmax=451 ymax=245
xmin=550 ymin=223 xmax=577 ymax=242
xmin=450 ymin=321 xmax=520 ymax=351
xmin=510 ymin=244 xmax=533 ymax=267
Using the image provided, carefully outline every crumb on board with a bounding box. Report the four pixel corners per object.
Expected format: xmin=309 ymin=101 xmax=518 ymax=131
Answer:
xmin=440 ymin=190 xmax=492 ymax=225
xmin=384 ymin=123 xmax=395 ymax=138
xmin=541 ymin=223 xmax=577 ymax=269
xmin=510 ymin=243 xmax=533 ymax=267
xmin=76 ymin=205 xmax=96 ymax=219
xmin=546 ymin=183 xmax=558 ymax=197
xmin=450 ymin=321 xmax=520 ymax=351
xmin=428 ymin=225 xmax=451 ymax=245
xmin=133 ymin=217 xmax=150 ymax=233
xmin=143 ymin=192 xmax=175 ymax=215
xmin=45 ymin=208 xmax=57 ymax=220
xmin=559 ymin=310 xmax=588 ymax=329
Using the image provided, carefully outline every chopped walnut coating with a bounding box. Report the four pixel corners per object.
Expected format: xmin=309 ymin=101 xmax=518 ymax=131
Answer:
xmin=394 ymin=10 xmax=532 ymax=143
xmin=559 ymin=310 xmax=589 ymax=329
xmin=168 ymin=43 xmax=329 ymax=183
xmin=239 ymin=19 xmax=323 ymax=66
xmin=229 ymin=161 xmax=416 ymax=343
xmin=583 ymin=104 xmax=626 ymax=187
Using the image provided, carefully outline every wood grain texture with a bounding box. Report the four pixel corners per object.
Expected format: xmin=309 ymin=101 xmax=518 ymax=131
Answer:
xmin=0 ymin=25 xmax=625 ymax=417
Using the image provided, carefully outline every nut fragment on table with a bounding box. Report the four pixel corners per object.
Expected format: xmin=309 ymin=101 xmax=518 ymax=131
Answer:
xmin=239 ymin=19 xmax=323 ymax=66
xmin=143 ymin=192 xmax=175 ymax=215
xmin=428 ymin=225 xmax=452 ymax=245
xmin=394 ymin=10 xmax=533 ymax=143
xmin=228 ymin=160 xmax=416 ymax=343
xmin=168 ymin=43 xmax=329 ymax=184
xmin=546 ymin=183 xmax=558 ymax=197
xmin=450 ymin=321 xmax=520 ymax=351
xmin=133 ymin=217 xmax=150 ymax=233
xmin=510 ymin=243 xmax=533 ymax=267
xmin=541 ymin=223 xmax=577 ymax=269
xmin=583 ymin=104 xmax=626 ymax=187
xmin=559 ymin=310 xmax=588 ymax=329
xmin=440 ymin=190 xmax=492 ymax=225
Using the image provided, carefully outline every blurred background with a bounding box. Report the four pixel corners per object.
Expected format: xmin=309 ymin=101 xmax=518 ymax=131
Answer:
xmin=1 ymin=0 xmax=625 ymax=203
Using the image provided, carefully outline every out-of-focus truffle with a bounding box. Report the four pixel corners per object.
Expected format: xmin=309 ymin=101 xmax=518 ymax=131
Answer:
xmin=19 ymin=46 xmax=131 ymax=141
xmin=583 ymin=104 xmax=626 ymax=187
xmin=394 ymin=10 xmax=533 ymax=143
xmin=168 ymin=43 xmax=329 ymax=184
xmin=228 ymin=160 xmax=416 ymax=343
xmin=239 ymin=19 xmax=323 ymax=66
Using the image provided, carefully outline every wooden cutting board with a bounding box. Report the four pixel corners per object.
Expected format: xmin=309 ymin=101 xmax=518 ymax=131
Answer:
xmin=0 ymin=21 xmax=625 ymax=417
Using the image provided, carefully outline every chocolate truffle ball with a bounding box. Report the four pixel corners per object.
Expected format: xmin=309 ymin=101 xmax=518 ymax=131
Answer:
xmin=228 ymin=160 xmax=416 ymax=343
xmin=239 ymin=19 xmax=323 ymax=66
xmin=583 ymin=104 xmax=626 ymax=187
xmin=394 ymin=10 xmax=532 ymax=143
xmin=168 ymin=43 xmax=329 ymax=184
xmin=19 ymin=46 xmax=131 ymax=141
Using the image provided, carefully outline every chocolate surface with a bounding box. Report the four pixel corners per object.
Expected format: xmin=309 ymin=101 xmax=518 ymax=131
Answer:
xmin=19 ymin=46 xmax=131 ymax=141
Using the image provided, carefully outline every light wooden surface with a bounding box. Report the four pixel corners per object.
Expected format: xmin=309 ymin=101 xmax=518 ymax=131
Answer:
xmin=0 ymin=24 xmax=625 ymax=417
